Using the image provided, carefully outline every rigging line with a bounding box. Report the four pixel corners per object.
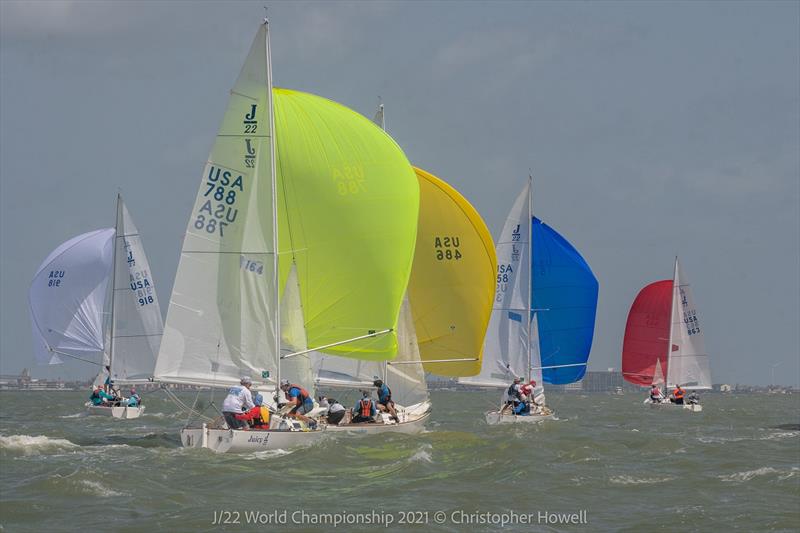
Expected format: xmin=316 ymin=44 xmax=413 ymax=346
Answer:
xmin=281 ymin=329 xmax=393 ymax=359
xmin=48 ymin=349 xmax=102 ymax=366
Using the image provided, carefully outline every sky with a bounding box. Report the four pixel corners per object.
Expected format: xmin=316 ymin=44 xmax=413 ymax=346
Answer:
xmin=1 ymin=1 xmax=798 ymax=386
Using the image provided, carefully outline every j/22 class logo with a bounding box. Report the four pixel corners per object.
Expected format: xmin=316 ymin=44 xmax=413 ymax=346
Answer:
xmin=194 ymin=166 xmax=243 ymax=237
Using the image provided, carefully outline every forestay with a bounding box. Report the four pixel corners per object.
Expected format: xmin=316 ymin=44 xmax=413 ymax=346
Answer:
xmin=29 ymin=229 xmax=115 ymax=365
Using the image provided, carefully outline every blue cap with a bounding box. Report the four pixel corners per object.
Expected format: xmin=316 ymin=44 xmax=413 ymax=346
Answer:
xmin=254 ymin=393 xmax=263 ymax=406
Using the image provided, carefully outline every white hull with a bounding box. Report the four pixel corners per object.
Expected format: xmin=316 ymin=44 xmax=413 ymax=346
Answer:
xmin=85 ymin=403 xmax=145 ymax=419
xmin=181 ymin=424 xmax=327 ymax=453
xmin=644 ymin=399 xmax=702 ymax=412
xmin=325 ymin=402 xmax=431 ymax=435
xmin=485 ymin=407 xmax=555 ymax=425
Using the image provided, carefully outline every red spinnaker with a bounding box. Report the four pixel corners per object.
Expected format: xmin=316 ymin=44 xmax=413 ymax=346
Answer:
xmin=621 ymin=280 xmax=672 ymax=386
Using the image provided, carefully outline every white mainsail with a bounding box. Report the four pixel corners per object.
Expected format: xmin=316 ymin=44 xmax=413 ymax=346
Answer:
xmin=666 ymin=258 xmax=712 ymax=389
xmin=29 ymin=229 xmax=115 ymax=365
xmin=460 ymin=183 xmax=531 ymax=388
xmin=109 ymin=197 xmax=164 ymax=382
xmin=155 ymin=24 xmax=279 ymax=389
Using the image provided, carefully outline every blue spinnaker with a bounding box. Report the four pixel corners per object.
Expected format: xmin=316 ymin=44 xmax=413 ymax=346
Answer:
xmin=531 ymin=218 xmax=598 ymax=384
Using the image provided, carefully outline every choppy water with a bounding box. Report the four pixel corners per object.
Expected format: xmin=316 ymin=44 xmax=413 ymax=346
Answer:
xmin=0 ymin=390 xmax=798 ymax=532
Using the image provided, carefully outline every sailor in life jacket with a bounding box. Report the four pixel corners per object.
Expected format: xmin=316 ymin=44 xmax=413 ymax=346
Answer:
xmin=235 ymin=393 xmax=271 ymax=429
xmin=351 ymin=390 xmax=377 ymax=423
xmin=373 ymin=379 xmax=399 ymax=422
xmin=686 ymin=390 xmax=700 ymax=405
xmin=127 ymin=388 xmax=141 ymax=407
xmin=649 ymin=384 xmax=663 ymax=402
xmin=672 ymin=384 xmax=686 ymax=405
xmin=279 ymin=379 xmax=317 ymax=427
xmin=221 ymin=376 xmax=255 ymax=430
xmin=519 ymin=379 xmax=539 ymax=406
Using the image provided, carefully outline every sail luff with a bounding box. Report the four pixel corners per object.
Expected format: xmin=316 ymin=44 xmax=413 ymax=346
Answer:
xmin=527 ymin=174 xmax=533 ymax=385
xmin=108 ymin=194 xmax=121 ymax=370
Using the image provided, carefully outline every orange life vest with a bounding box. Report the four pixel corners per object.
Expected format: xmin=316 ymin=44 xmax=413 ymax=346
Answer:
xmin=359 ymin=398 xmax=373 ymax=417
xmin=674 ymin=387 xmax=685 ymax=399
xmin=287 ymin=384 xmax=310 ymax=404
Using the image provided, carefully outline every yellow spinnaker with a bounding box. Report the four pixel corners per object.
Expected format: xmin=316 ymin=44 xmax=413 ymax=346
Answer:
xmin=274 ymin=88 xmax=419 ymax=361
xmin=408 ymin=168 xmax=496 ymax=376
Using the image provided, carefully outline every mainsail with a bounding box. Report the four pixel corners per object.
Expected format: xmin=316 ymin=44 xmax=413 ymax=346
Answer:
xmin=29 ymin=229 xmax=115 ymax=365
xmin=666 ymin=259 xmax=712 ymax=389
xmin=109 ymin=197 xmax=164 ymax=382
xmin=408 ymin=167 xmax=496 ymax=377
xmin=460 ymin=184 xmax=531 ymax=387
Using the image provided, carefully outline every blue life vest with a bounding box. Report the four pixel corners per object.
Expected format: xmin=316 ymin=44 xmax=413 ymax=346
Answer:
xmin=377 ymin=384 xmax=391 ymax=403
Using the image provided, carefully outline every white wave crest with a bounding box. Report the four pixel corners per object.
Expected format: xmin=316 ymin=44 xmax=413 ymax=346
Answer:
xmin=719 ymin=467 xmax=799 ymax=483
xmin=409 ymin=444 xmax=432 ymax=463
xmin=243 ymin=449 xmax=294 ymax=461
xmin=761 ymin=431 xmax=800 ymax=441
xmin=0 ymin=434 xmax=78 ymax=455
xmin=78 ymin=479 xmax=125 ymax=497
xmin=59 ymin=412 xmax=87 ymax=419
xmin=610 ymin=475 xmax=675 ymax=485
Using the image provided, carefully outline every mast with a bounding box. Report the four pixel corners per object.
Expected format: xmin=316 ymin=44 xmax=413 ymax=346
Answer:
xmin=526 ymin=174 xmax=533 ymax=384
xmin=265 ymin=18 xmax=281 ymax=393
xmin=108 ymin=193 xmax=122 ymax=377
xmin=666 ymin=255 xmax=678 ymax=388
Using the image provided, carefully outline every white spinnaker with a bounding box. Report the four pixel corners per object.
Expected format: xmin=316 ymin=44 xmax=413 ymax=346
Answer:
xmin=29 ymin=229 xmax=115 ymax=365
xmin=109 ymin=198 xmax=164 ymax=382
xmin=280 ymin=264 xmax=313 ymax=387
xmin=387 ymin=298 xmax=429 ymax=407
xmin=155 ymin=25 xmax=278 ymax=388
xmin=312 ymin=298 xmax=429 ymax=407
xmin=666 ymin=259 xmax=712 ymax=389
xmin=460 ymin=184 xmax=530 ymax=388
xmin=653 ymin=357 xmax=666 ymax=386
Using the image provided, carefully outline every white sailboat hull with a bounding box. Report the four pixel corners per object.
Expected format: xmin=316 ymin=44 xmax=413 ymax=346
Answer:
xmin=85 ymin=403 xmax=145 ymax=419
xmin=181 ymin=424 xmax=327 ymax=453
xmin=644 ymin=399 xmax=703 ymax=412
xmin=485 ymin=408 xmax=555 ymax=425
xmin=325 ymin=402 xmax=431 ymax=435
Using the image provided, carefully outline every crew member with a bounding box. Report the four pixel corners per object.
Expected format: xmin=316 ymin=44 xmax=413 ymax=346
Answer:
xmin=221 ymin=376 xmax=255 ymax=429
xmin=279 ymin=379 xmax=316 ymax=427
xmin=672 ymin=384 xmax=686 ymax=405
xmin=649 ymin=384 xmax=663 ymax=403
xmin=373 ymin=379 xmax=398 ymax=422
xmin=352 ymin=390 xmax=376 ymax=423
xmin=235 ymin=393 xmax=271 ymax=429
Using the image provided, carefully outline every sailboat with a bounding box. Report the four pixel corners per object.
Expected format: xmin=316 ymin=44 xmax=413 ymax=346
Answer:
xmin=29 ymin=195 xmax=164 ymax=419
xmin=154 ymin=20 xmax=421 ymax=452
xmin=304 ymin=106 xmax=498 ymax=434
xmin=621 ymin=257 xmax=710 ymax=412
xmin=460 ymin=178 xmax=599 ymax=424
